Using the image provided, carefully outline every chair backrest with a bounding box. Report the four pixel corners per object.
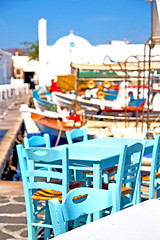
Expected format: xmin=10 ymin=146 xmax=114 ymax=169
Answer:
xmin=23 ymin=133 xmax=51 ymax=148
xmin=149 ymin=134 xmax=160 ymax=199
xmin=66 ymin=126 xmax=88 ymax=145
xmin=115 ymin=141 xmax=146 ymax=208
xmin=16 ymin=144 xmax=69 ymax=206
xmin=23 ymin=133 xmax=51 ymax=182
xmin=48 ymin=185 xmax=120 ymax=236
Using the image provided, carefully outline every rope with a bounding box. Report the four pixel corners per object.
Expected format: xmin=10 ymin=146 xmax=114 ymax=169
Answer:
xmin=55 ymin=128 xmax=63 ymax=146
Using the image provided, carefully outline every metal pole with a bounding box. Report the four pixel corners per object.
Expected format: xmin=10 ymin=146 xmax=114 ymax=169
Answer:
xmin=142 ymin=44 xmax=146 ymax=132
xmin=145 ymin=0 xmax=155 ymax=138
xmin=124 ymin=61 xmax=127 ymax=128
xmin=146 ymin=44 xmax=151 ymax=137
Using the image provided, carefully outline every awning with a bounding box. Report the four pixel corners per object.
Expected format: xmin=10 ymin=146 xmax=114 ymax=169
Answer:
xmin=71 ymin=61 xmax=160 ymax=72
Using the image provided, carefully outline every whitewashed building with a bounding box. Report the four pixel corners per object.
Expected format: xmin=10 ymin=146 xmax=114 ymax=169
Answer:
xmin=38 ymin=17 xmax=160 ymax=87
xmin=0 ymin=49 xmax=12 ymax=85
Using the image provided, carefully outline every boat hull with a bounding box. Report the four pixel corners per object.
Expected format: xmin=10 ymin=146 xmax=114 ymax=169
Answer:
xmin=54 ymin=92 xmax=100 ymax=112
xmin=31 ymin=113 xmax=82 ymax=146
xmin=35 ymin=121 xmax=69 ymax=146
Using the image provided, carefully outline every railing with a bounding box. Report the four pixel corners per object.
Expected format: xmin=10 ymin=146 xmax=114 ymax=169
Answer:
xmin=0 ymin=79 xmax=30 ymax=101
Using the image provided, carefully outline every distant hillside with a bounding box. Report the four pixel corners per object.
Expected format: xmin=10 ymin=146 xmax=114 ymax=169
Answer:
xmin=5 ymin=48 xmax=30 ymax=56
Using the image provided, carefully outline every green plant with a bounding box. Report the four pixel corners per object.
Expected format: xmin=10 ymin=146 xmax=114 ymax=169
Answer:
xmin=22 ymin=41 xmax=39 ymax=60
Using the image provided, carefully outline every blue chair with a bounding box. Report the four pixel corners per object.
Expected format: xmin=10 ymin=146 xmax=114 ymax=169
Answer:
xmin=141 ymin=134 xmax=160 ymax=199
xmin=16 ymin=145 xmax=83 ymax=240
xmin=24 ymin=132 xmax=83 ymax=183
xmin=23 ymin=133 xmax=51 ymax=182
xmin=23 ymin=133 xmax=51 ymax=148
xmin=66 ymin=127 xmax=89 ymax=181
xmin=66 ymin=126 xmax=117 ymax=184
xmin=114 ymin=142 xmax=146 ymax=209
xmin=66 ymin=126 xmax=88 ymax=144
xmin=48 ymin=185 xmax=120 ymax=237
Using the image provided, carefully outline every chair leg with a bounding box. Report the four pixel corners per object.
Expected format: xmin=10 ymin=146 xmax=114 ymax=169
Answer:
xmin=156 ymin=179 xmax=160 ymax=199
xmin=44 ymin=202 xmax=51 ymax=240
xmin=26 ymin=199 xmax=38 ymax=240
xmin=74 ymin=169 xmax=84 ymax=181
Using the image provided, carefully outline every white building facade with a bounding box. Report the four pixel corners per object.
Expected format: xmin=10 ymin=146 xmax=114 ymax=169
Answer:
xmin=38 ymin=18 xmax=160 ymax=87
xmin=0 ymin=49 xmax=12 ymax=85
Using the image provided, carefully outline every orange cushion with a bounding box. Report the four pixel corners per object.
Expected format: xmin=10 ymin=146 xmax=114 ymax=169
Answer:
xmin=141 ymin=171 xmax=160 ymax=181
xmin=121 ymin=186 xmax=133 ymax=197
xmin=32 ymin=180 xmax=84 ymax=202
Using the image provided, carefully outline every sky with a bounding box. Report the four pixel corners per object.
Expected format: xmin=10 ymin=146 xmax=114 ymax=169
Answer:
xmin=0 ymin=0 xmax=152 ymax=50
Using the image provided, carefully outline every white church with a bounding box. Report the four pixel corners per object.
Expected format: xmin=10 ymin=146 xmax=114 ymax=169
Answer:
xmin=38 ymin=17 xmax=160 ymax=87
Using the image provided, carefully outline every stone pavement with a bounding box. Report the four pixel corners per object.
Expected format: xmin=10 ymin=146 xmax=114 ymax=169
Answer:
xmin=0 ymin=181 xmax=27 ymax=240
xmin=0 ymin=91 xmax=32 ymax=178
xmin=0 ymin=181 xmax=53 ymax=240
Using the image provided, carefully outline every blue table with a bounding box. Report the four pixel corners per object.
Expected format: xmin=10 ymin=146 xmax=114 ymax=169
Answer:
xmin=74 ymin=137 xmax=154 ymax=156
xmin=68 ymin=137 xmax=154 ymax=187
xmin=58 ymin=137 xmax=154 ymax=219
xmin=58 ymin=137 xmax=154 ymax=189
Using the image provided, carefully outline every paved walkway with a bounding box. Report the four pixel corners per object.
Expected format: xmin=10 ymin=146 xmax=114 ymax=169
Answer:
xmin=0 ymin=91 xmax=31 ymax=239
xmin=0 ymin=92 xmax=32 ymax=178
xmin=0 ymin=181 xmax=27 ymax=240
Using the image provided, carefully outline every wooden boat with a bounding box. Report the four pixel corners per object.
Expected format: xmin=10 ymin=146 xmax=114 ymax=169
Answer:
xmin=31 ymin=112 xmax=88 ymax=146
xmin=54 ymin=87 xmax=147 ymax=114
xmin=33 ymin=89 xmax=58 ymax=112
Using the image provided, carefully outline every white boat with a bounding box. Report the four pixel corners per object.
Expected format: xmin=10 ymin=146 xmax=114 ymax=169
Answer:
xmin=53 ymin=81 xmax=147 ymax=113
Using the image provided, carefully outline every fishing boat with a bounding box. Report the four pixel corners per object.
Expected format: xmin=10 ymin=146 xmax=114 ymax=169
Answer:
xmin=33 ymin=89 xmax=58 ymax=112
xmin=21 ymin=102 xmax=115 ymax=146
xmin=52 ymin=61 xmax=151 ymax=114
xmin=20 ymin=104 xmax=73 ymax=144
xmin=54 ymin=81 xmax=147 ymax=114
xmin=30 ymin=111 xmax=84 ymax=146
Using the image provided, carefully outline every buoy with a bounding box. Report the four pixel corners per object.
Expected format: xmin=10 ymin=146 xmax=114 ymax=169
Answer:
xmin=88 ymin=80 xmax=96 ymax=89
xmin=97 ymin=90 xmax=105 ymax=99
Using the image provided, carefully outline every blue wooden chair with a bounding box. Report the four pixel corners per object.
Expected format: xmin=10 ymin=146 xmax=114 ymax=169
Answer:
xmin=23 ymin=133 xmax=51 ymax=182
xmin=48 ymin=185 xmax=120 ymax=237
xmin=66 ymin=127 xmax=89 ymax=181
xmin=141 ymin=134 xmax=160 ymax=199
xmin=66 ymin=126 xmax=88 ymax=144
xmin=23 ymin=133 xmax=51 ymax=148
xmin=16 ymin=145 xmax=83 ymax=240
xmin=114 ymin=142 xmax=146 ymax=209
xmin=66 ymin=126 xmax=117 ymax=184
xmin=24 ymin=132 xmax=83 ymax=183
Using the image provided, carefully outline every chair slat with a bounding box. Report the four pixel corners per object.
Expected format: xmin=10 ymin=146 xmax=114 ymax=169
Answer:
xmin=27 ymin=170 xmax=63 ymax=179
xmin=28 ymin=182 xmax=64 ymax=192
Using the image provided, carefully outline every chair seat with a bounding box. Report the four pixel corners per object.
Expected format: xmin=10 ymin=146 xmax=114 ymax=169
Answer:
xmin=32 ymin=180 xmax=84 ymax=202
xmin=121 ymin=186 xmax=133 ymax=197
xmin=96 ymin=183 xmax=132 ymax=197
xmin=141 ymin=171 xmax=160 ymax=181
xmin=83 ymin=166 xmax=117 ymax=176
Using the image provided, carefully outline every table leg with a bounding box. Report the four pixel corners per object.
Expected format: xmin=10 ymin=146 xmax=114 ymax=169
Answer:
xmin=93 ymin=163 xmax=102 ymax=220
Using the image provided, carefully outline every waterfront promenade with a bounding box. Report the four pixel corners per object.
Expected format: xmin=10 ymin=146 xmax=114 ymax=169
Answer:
xmin=0 ymin=92 xmax=32 ymax=177
xmin=0 ymin=91 xmax=32 ymax=240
